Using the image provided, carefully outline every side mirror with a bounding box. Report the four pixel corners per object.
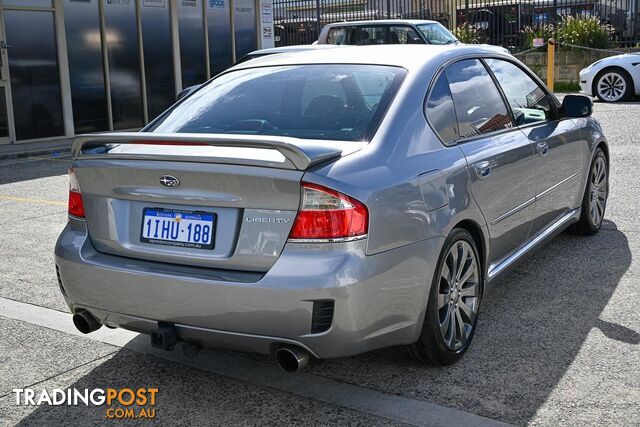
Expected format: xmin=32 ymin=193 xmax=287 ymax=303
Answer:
xmin=561 ymin=94 xmax=593 ymax=118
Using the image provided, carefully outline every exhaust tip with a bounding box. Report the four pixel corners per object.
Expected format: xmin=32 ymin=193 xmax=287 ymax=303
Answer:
xmin=275 ymin=346 xmax=310 ymax=372
xmin=72 ymin=310 xmax=102 ymax=334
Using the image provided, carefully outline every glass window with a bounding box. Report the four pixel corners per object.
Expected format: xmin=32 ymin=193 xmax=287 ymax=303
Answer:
xmin=445 ymin=59 xmax=513 ymax=139
xmin=148 ymin=65 xmax=406 ymax=142
xmin=233 ymin=0 xmax=257 ymax=60
xmin=103 ymin=0 xmax=144 ymax=129
xmin=389 ymin=26 xmax=423 ymax=44
xmin=178 ymin=0 xmax=206 ymax=87
xmin=426 ymin=73 xmax=458 ymax=144
xmin=5 ymin=10 xmax=63 ymax=140
xmin=416 ymin=23 xmax=458 ymax=45
xmin=485 ymin=59 xmax=554 ymax=125
xmin=352 ymin=70 xmax=396 ymax=108
xmin=63 ymin=0 xmax=108 ymax=133
xmin=326 ymin=28 xmax=347 ymax=45
xmin=1 ymin=0 xmax=52 ymax=7
xmin=0 ymin=88 xmax=8 ymax=138
xmin=348 ymin=26 xmax=387 ymax=45
xmin=207 ymin=0 xmax=233 ymax=75
xmin=141 ymin=0 xmax=175 ymax=120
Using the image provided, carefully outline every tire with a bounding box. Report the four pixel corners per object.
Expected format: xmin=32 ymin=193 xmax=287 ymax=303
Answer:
xmin=409 ymin=228 xmax=483 ymax=366
xmin=593 ymin=68 xmax=633 ymax=102
xmin=569 ymin=149 xmax=609 ymax=236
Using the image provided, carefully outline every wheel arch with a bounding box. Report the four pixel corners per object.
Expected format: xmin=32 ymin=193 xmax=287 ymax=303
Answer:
xmin=451 ymin=219 xmax=488 ymax=294
xmin=595 ymin=140 xmax=609 ymax=168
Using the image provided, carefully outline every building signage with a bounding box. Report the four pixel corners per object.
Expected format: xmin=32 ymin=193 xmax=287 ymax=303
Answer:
xmin=143 ymin=0 xmax=166 ymax=7
xmin=262 ymin=3 xmax=273 ymax=24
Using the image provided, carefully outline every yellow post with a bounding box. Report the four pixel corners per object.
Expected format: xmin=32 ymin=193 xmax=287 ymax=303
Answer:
xmin=547 ymin=38 xmax=555 ymax=92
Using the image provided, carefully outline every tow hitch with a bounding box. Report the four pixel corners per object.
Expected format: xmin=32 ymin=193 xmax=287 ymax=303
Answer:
xmin=151 ymin=323 xmax=179 ymax=351
xmin=150 ymin=323 xmax=202 ymax=358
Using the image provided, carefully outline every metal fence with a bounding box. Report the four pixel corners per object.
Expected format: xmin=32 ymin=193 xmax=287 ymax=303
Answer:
xmin=273 ymin=0 xmax=640 ymax=50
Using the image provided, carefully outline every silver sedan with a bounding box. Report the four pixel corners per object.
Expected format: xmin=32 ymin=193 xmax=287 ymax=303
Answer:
xmin=55 ymin=45 xmax=609 ymax=371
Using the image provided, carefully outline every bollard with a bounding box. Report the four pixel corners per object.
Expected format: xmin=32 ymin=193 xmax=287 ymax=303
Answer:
xmin=547 ymin=38 xmax=556 ymax=92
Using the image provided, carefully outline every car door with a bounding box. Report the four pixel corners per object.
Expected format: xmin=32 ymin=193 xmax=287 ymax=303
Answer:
xmin=438 ymin=59 xmax=538 ymax=263
xmin=485 ymin=59 xmax=586 ymax=236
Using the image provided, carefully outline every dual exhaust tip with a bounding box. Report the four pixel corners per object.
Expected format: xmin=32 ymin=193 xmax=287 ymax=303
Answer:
xmin=274 ymin=346 xmax=310 ymax=372
xmin=72 ymin=311 xmax=312 ymax=372
xmin=72 ymin=310 xmax=102 ymax=334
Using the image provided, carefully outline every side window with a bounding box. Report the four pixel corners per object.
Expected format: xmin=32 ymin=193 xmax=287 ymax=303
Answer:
xmin=326 ymin=28 xmax=347 ymax=45
xmin=444 ymin=59 xmax=513 ymax=139
xmin=485 ymin=59 xmax=554 ymax=125
xmin=348 ymin=26 xmax=387 ymax=45
xmin=426 ymin=73 xmax=458 ymax=144
xmin=389 ymin=26 xmax=423 ymax=44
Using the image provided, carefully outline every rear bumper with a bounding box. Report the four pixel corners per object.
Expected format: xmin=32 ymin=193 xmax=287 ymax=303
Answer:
xmin=55 ymin=219 xmax=440 ymax=359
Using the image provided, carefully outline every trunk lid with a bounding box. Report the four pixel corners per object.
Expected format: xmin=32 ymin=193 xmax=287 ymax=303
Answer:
xmin=72 ymin=133 xmax=362 ymax=272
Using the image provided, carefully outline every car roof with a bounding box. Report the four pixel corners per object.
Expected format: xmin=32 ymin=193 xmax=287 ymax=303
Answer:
xmin=230 ymin=44 xmax=508 ymax=73
xmin=247 ymin=45 xmax=344 ymax=56
xmin=323 ymin=19 xmax=439 ymax=27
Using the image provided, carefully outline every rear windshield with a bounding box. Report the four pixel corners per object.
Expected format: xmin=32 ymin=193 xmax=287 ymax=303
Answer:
xmin=147 ymin=65 xmax=406 ymax=142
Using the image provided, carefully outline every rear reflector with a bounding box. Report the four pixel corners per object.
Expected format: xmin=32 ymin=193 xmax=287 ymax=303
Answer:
xmin=68 ymin=169 xmax=85 ymax=218
xmin=289 ymin=182 xmax=368 ymax=241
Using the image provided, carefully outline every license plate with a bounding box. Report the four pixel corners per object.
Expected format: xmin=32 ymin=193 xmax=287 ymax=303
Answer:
xmin=140 ymin=208 xmax=216 ymax=249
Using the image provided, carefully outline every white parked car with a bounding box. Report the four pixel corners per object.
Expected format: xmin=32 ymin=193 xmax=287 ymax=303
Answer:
xmin=579 ymin=54 xmax=640 ymax=102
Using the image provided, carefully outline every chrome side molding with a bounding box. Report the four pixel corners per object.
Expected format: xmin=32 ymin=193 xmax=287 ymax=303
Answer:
xmin=487 ymin=208 xmax=581 ymax=282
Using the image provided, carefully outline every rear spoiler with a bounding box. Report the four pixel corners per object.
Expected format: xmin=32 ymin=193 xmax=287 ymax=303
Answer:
xmin=72 ymin=132 xmax=359 ymax=171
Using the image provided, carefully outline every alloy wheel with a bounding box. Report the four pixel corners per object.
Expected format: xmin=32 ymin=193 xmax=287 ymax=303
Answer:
xmin=437 ymin=240 xmax=480 ymax=351
xmin=589 ymin=156 xmax=608 ymax=227
xmin=597 ymin=72 xmax=626 ymax=102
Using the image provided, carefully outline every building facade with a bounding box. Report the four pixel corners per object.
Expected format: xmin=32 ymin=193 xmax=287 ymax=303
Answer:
xmin=0 ymin=0 xmax=274 ymax=145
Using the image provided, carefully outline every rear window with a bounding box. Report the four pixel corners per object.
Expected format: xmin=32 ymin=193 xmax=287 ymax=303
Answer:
xmin=148 ymin=65 xmax=406 ymax=142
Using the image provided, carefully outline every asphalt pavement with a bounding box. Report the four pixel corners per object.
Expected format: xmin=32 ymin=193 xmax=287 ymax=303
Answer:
xmin=0 ymin=99 xmax=638 ymax=426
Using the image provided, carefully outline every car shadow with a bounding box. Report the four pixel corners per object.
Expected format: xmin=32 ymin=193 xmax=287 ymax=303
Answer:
xmin=0 ymin=156 xmax=70 ymax=185
xmin=301 ymin=219 xmax=633 ymax=423
xmin=15 ymin=221 xmax=632 ymax=425
xmin=593 ymin=97 xmax=640 ymax=105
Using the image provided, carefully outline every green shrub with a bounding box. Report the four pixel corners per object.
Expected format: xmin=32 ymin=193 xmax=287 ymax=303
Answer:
xmin=453 ymin=23 xmax=481 ymax=44
xmin=556 ymin=16 xmax=613 ymax=49
xmin=521 ymin=16 xmax=614 ymax=51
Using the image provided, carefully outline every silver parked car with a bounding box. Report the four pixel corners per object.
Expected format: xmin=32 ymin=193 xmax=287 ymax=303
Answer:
xmin=55 ymin=45 xmax=609 ymax=371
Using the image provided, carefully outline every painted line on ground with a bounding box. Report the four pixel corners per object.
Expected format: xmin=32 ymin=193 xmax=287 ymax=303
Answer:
xmin=0 ymin=195 xmax=66 ymax=206
xmin=0 ymin=297 xmax=510 ymax=427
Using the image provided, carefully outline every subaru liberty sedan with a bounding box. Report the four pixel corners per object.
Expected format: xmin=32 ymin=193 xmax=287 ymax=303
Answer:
xmin=56 ymin=45 xmax=608 ymax=371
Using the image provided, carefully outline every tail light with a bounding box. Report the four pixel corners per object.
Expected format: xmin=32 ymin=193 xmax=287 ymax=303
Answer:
xmin=289 ymin=182 xmax=368 ymax=241
xmin=68 ymin=169 xmax=85 ymax=219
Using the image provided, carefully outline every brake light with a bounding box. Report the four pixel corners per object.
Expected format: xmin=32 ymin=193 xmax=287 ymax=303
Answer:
xmin=289 ymin=182 xmax=368 ymax=241
xmin=68 ymin=169 xmax=85 ymax=219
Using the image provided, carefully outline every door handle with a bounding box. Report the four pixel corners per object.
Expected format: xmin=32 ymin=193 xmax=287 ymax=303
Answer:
xmin=536 ymin=141 xmax=549 ymax=157
xmin=474 ymin=161 xmax=492 ymax=179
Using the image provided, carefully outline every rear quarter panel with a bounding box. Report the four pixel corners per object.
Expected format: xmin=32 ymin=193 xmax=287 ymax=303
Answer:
xmin=304 ymin=61 xmax=487 ymax=257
